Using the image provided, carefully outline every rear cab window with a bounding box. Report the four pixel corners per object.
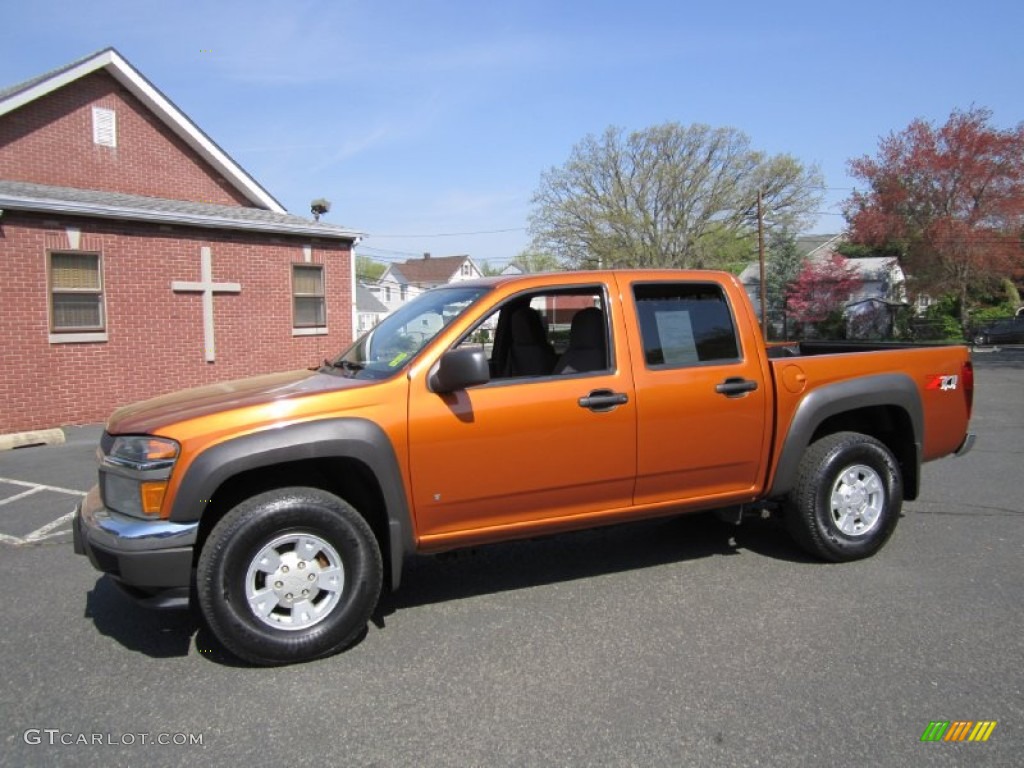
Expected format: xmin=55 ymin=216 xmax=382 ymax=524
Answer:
xmin=632 ymin=282 xmax=741 ymax=368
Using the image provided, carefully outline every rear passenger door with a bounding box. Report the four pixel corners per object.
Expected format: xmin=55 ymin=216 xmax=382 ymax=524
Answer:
xmin=622 ymin=279 xmax=771 ymax=507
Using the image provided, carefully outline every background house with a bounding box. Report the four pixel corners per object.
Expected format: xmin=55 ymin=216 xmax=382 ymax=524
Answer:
xmin=356 ymin=282 xmax=389 ymax=334
xmin=741 ymin=234 xmax=908 ymax=338
xmin=843 ymin=255 xmax=908 ymax=338
xmin=0 ymin=48 xmax=361 ymax=434
xmin=367 ymin=253 xmax=482 ymax=316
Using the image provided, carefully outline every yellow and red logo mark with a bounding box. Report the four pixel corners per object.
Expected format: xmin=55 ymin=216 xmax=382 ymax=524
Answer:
xmin=921 ymin=720 xmax=997 ymax=742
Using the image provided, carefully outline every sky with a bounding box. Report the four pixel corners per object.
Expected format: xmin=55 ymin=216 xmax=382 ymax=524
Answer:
xmin=2 ymin=0 xmax=1022 ymax=268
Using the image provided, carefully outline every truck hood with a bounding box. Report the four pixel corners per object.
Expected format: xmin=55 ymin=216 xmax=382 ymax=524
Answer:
xmin=107 ymin=369 xmax=375 ymax=434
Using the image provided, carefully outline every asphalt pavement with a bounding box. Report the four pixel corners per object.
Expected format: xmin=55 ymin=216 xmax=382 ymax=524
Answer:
xmin=0 ymin=351 xmax=1021 ymax=767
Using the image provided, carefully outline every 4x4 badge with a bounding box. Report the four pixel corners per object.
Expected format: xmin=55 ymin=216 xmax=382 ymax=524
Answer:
xmin=926 ymin=375 xmax=958 ymax=391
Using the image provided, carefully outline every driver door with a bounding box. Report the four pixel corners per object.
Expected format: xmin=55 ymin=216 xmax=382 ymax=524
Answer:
xmin=406 ymin=285 xmax=638 ymax=547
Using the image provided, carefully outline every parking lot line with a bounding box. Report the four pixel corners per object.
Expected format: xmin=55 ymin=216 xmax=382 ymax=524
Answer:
xmin=0 ymin=486 xmax=45 ymax=507
xmin=0 ymin=476 xmax=90 ymax=497
xmin=0 ymin=477 xmax=87 ymax=547
xmin=23 ymin=509 xmax=78 ymax=543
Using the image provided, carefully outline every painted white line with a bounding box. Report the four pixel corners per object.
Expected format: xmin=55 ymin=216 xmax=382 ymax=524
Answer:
xmin=24 ymin=510 xmax=78 ymax=542
xmin=0 ymin=487 xmax=45 ymax=507
xmin=31 ymin=530 xmax=72 ymax=542
xmin=0 ymin=477 xmax=88 ymax=497
xmin=0 ymin=477 xmax=84 ymax=546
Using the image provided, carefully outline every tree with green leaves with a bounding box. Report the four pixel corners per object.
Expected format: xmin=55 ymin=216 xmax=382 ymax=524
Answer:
xmin=529 ymin=122 xmax=823 ymax=270
xmin=765 ymin=228 xmax=805 ymax=338
xmin=510 ymin=249 xmax=561 ymax=273
xmin=356 ymin=255 xmax=386 ymax=281
xmin=479 ymin=261 xmax=505 ymax=277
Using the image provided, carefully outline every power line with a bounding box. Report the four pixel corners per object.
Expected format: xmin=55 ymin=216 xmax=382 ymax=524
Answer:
xmin=356 ymin=246 xmax=423 ymax=259
xmin=370 ymin=227 xmax=526 ymax=238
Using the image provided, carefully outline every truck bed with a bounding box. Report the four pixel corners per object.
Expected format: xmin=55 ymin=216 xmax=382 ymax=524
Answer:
xmin=766 ymin=339 xmax=963 ymax=358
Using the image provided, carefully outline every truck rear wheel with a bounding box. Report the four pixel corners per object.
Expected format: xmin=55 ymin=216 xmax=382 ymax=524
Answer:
xmin=197 ymin=487 xmax=382 ymax=665
xmin=784 ymin=432 xmax=902 ymax=562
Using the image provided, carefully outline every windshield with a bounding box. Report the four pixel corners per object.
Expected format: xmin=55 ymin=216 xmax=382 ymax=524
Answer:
xmin=326 ymin=285 xmax=490 ymax=379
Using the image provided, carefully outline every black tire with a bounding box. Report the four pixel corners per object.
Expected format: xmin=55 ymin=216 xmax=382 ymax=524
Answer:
xmin=197 ymin=487 xmax=382 ymax=665
xmin=784 ymin=432 xmax=903 ymax=562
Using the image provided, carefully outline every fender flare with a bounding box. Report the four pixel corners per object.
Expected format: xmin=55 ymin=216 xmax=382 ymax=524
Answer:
xmin=170 ymin=418 xmax=413 ymax=590
xmin=768 ymin=373 xmax=923 ymax=499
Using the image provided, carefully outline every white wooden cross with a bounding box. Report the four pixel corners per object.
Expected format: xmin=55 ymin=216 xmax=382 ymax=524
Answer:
xmin=171 ymin=247 xmax=241 ymax=362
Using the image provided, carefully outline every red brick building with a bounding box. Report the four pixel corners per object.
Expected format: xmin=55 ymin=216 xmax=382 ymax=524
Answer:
xmin=0 ymin=49 xmax=360 ymax=434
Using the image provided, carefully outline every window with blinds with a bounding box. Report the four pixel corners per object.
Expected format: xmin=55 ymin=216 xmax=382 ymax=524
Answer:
xmin=50 ymin=252 xmax=105 ymax=332
xmin=293 ymin=264 xmax=326 ymax=328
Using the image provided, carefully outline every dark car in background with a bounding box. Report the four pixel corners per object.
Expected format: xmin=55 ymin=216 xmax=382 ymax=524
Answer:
xmin=974 ymin=315 xmax=1024 ymax=346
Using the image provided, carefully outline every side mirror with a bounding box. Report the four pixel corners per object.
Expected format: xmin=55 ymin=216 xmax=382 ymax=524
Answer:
xmin=429 ymin=348 xmax=490 ymax=394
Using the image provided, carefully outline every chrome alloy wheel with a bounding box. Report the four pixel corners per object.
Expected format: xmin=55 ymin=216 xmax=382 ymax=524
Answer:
xmin=830 ymin=464 xmax=885 ymax=537
xmin=244 ymin=533 xmax=345 ymax=630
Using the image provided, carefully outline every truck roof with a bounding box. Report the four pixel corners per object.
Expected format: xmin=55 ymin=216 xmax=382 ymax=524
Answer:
xmin=452 ymin=268 xmax=743 ymax=290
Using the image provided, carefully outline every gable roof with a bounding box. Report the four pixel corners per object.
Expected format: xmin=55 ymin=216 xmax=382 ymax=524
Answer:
xmin=392 ymin=254 xmax=474 ymax=285
xmin=741 ymin=234 xmax=847 ymax=284
xmin=0 ymin=47 xmax=285 ymax=213
xmin=798 ymin=233 xmax=845 ymax=259
xmin=356 ymin=283 xmax=389 ymax=314
xmin=384 ymin=264 xmax=409 ymax=284
xmin=0 ymin=179 xmax=360 ymax=240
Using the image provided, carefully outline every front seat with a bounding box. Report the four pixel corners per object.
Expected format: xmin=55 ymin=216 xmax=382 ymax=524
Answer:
xmin=554 ymin=307 xmax=606 ymax=374
xmin=502 ymin=305 xmax=557 ymax=377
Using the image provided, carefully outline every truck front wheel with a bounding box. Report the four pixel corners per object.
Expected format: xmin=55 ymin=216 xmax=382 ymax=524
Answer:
xmin=785 ymin=432 xmax=903 ymax=562
xmin=197 ymin=487 xmax=382 ymax=665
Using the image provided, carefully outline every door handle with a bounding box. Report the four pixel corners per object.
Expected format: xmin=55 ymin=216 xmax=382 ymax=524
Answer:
xmin=578 ymin=389 xmax=629 ymax=411
xmin=715 ymin=377 xmax=758 ymax=397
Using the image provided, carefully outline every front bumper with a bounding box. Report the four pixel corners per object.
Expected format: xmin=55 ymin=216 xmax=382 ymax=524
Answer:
xmin=73 ymin=486 xmax=197 ymax=608
xmin=954 ymin=432 xmax=977 ymax=457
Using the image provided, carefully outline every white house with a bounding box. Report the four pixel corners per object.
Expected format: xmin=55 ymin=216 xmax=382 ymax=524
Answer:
xmin=368 ymin=253 xmax=483 ymax=316
xmin=355 ymin=282 xmax=389 ymax=334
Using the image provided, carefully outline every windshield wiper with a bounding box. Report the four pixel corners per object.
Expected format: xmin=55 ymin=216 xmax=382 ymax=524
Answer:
xmin=321 ymin=358 xmax=364 ymax=375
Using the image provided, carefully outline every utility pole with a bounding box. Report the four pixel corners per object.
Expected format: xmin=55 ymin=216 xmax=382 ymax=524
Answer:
xmin=757 ymin=189 xmax=767 ymax=338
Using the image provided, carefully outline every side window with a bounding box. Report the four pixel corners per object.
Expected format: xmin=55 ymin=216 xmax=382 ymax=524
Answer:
xmin=455 ymin=288 xmax=610 ymax=379
xmin=634 ymin=283 xmax=740 ymax=368
xmin=49 ymin=252 xmax=105 ymax=333
xmin=292 ymin=264 xmax=326 ymax=329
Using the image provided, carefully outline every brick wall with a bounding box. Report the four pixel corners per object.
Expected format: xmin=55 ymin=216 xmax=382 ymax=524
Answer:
xmin=0 ymin=71 xmax=252 ymax=207
xmin=0 ymin=211 xmax=354 ymax=433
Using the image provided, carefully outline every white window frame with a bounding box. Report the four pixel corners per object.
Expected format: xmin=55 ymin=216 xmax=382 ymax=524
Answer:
xmin=291 ymin=263 xmax=327 ymax=335
xmin=48 ymin=251 xmax=108 ymax=344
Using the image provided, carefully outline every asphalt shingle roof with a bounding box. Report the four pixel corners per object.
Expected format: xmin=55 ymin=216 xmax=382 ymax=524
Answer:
xmin=0 ymin=48 xmax=111 ymax=102
xmin=394 ymin=254 xmax=470 ymax=285
xmin=0 ymin=179 xmax=361 ymax=240
xmin=356 ymin=283 xmax=389 ymax=313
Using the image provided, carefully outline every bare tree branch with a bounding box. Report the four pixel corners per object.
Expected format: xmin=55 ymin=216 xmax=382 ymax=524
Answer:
xmin=529 ymin=123 xmax=823 ymax=270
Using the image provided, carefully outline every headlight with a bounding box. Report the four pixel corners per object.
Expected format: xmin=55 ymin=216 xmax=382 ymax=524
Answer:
xmin=101 ymin=436 xmax=179 ymax=518
xmin=106 ymin=436 xmax=179 ymax=471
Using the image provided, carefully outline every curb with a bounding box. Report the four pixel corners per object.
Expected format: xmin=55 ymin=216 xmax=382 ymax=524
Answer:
xmin=0 ymin=428 xmax=66 ymax=451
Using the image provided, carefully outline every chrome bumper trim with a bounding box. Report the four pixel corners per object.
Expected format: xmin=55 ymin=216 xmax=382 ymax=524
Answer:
xmin=79 ymin=486 xmax=198 ymax=552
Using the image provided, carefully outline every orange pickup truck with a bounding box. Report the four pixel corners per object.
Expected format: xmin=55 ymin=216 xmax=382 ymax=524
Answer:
xmin=74 ymin=270 xmax=975 ymax=664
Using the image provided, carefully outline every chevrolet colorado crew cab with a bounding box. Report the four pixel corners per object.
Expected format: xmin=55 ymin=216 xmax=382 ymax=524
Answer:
xmin=75 ymin=270 xmax=976 ymax=665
